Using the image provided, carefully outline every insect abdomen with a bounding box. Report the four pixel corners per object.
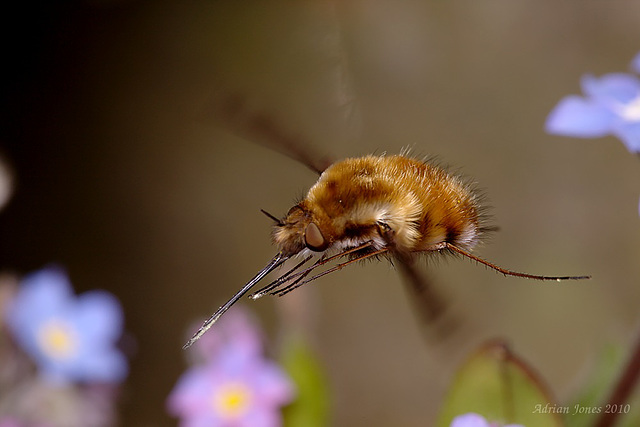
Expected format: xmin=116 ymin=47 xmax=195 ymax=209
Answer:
xmin=411 ymin=158 xmax=482 ymax=251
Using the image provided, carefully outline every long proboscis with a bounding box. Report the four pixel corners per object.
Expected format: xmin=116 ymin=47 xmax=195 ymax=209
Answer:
xmin=446 ymin=243 xmax=591 ymax=281
xmin=182 ymin=252 xmax=289 ymax=349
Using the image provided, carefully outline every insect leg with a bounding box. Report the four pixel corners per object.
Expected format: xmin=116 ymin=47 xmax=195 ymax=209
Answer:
xmin=252 ymin=242 xmax=376 ymax=298
xmin=250 ymin=254 xmax=317 ymax=299
xmin=445 ymin=243 xmax=591 ymax=281
xmin=272 ymin=246 xmax=390 ymax=297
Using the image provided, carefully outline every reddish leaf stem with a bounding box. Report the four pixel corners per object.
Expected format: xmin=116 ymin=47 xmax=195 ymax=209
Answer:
xmin=594 ymin=330 xmax=640 ymax=427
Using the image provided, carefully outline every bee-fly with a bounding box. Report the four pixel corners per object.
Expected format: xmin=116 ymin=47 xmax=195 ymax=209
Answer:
xmin=183 ymin=154 xmax=589 ymax=349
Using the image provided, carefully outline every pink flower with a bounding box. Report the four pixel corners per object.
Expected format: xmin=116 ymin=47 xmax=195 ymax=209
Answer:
xmin=189 ymin=307 xmax=263 ymax=365
xmin=168 ymin=308 xmax=295 ymax=427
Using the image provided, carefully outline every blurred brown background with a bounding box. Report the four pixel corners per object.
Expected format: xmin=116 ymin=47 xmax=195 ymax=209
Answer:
xmin=2 ymin=1 xmax=640 ymax=426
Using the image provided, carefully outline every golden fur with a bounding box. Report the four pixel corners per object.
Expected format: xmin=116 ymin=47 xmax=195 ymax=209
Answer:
xmin=273 ymin=154 xmax=483 ymax=256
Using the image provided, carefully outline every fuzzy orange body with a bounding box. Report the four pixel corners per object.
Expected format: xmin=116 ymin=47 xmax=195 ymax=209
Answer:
xmin=273 ymin=154 xmax=485 ymax=257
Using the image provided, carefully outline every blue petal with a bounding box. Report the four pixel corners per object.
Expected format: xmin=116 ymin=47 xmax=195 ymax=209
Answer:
xmin=545 ymin=96 xmax=615 ymax=137
xmin=11 ymin=267 xmax=74 ymax=318
xmin=632 ymin=51 xmax=640 ymax=74
xmin=613 ymin=121 xmax=640 ymax=153
xmin=38 ymin=360 xmax=80 ymax=384
xmin=76 ymin=348 xmax=129 ymax=383
xmin=70 ymin=291 xmax=128 ymax=383
xmin=581 ymin=73 xmax=640 ymax=104
xmin=5 ymin=267 xmax=75 ymax=359
xmin=74 ymin=290 xmax=124 ymax=343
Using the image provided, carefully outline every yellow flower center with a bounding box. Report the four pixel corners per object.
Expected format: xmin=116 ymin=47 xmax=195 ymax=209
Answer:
xmin=213 ymin=382 xmax=252 ymax=419
xmin=37 ymin=319 xmax=77 ymax=360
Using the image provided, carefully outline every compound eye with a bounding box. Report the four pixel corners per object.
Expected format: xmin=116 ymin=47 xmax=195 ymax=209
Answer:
xmin=304 ymin=222 xmax=327 ymax=251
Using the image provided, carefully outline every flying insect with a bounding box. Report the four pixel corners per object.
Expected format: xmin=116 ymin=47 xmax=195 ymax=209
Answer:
xmin=183 ymin=149 xmax=589 ymax=349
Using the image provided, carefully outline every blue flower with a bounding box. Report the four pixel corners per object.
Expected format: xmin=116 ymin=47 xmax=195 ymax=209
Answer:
xmin=450 ymin=413 xmax=524 ymax=427
xmin=633 ymin=51 xmax=640 ymax=74
xmin=4 ymin=267 xmax=128 ymax=384
xmin=545 ymin=52 xmax=640 ymax=153
xmin=168 ymin=307 xmax=295 ymax=427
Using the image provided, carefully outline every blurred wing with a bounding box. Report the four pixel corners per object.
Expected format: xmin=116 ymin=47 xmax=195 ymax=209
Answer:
xmin=395 ymin=255 xmax=458 ymax=341
xmin=195 ymin=3 xmax=358 ymax=176
xmin=199 ymin=92 xmax=333 ymax=175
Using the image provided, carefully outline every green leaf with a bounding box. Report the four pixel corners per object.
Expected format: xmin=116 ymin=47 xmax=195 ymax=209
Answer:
xmin=281 ymin=335 xmax=330 ymax=427
xmin=437 ymin=340 xmax=564 ymax=427
xmin=566 ymin=343 xmax=640 ymax=427
xmin=565 ymin=344 xmax=622 ymax=427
